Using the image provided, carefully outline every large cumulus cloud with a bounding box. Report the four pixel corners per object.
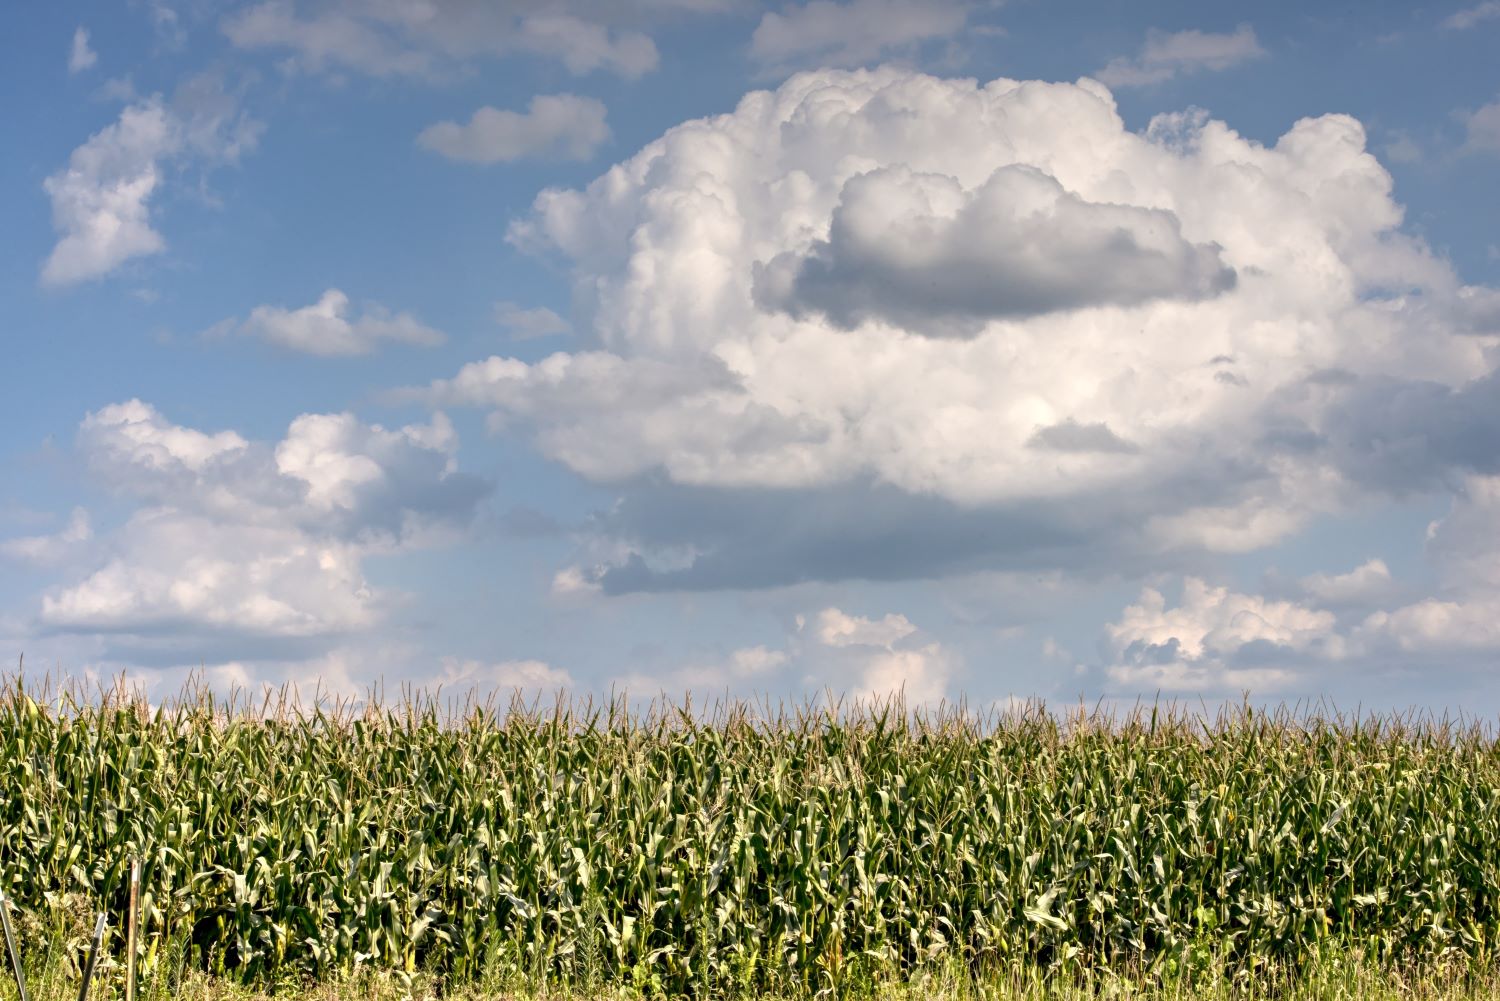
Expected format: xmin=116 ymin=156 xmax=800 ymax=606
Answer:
xmin=416 ymin=67 xmax=1497 ymax=593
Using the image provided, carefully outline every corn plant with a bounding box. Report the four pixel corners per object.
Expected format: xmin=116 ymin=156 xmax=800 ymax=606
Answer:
xmin=2 ymin=678 xmax=1499 ymax=997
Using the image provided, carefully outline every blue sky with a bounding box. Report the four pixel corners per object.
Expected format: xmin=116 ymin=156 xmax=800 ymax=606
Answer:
xmin=4 ymin=0 xmax=1500 ymax=713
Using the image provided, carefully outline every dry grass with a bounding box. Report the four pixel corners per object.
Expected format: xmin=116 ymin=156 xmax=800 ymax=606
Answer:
xmin=6 ymin=951 xmax=1500 ymax=1001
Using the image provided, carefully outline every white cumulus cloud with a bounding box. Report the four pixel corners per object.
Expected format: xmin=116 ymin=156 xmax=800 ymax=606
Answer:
xmin=815 ymin=607 xmax=917 ymax=648
xmin=42 ymin=102 xmax=174 ymax=287
xmin=41 ymin=78 xmax=261 ymax=287
xmin=225 ymin=289 xmax=445 ymax=356
xmin=807 ymin=606 xmax=955 ymax=704
xmin=854 ymin=644 xmax=954 ymax=705
xmin=41 ymin=512 xmax=378 ymax=639
xmin=38 ymin=401 xmax=488 ymax=661
xmin=80 ymin=398 xmax=248 ymax=475
xmin=1104 ymin=578 xmax=1343 ymax=693
xmin=410 ymin=67 xmax=1497 ymax=593
xmin=1298 ymin=559 xmax=1396 ymax=609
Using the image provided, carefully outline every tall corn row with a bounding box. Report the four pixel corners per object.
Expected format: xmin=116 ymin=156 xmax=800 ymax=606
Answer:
xmin=2 ymin=680 xmax=1499 ymax=996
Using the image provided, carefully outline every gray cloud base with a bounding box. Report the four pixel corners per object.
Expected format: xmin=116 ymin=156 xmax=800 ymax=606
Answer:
xmin=755 ymin=164 xmax=1236 ymax=334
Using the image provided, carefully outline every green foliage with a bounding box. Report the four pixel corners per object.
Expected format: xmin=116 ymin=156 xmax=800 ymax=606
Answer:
xmin=2 ymin=678 xmax=1499 ymax=997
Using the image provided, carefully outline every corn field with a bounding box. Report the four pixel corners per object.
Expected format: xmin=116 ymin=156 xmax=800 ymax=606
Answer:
xmin=2 ymin=680 xmax=1500 ymax=997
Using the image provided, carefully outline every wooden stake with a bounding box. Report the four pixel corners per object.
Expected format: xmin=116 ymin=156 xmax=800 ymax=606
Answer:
xmin=0 ymin=890 xmax=28 ymax=1001
xmin=76 ymin=913 xmax=105 ymax=1001
xmin=126 ymin=859 xmax=140 ymax=1001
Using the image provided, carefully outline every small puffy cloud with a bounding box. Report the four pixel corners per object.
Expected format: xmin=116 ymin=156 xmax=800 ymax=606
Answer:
xmin=807 ymin=606 xmax=955 ymax=705
xmin=855 ymin=644 xmax=953 ymax=705
xmin=38 ymin=401 xmax=488 ymax=661
xmin=41 ymin=80 xmax=261 ymax=287
xmin=750 ymin=0 xmax=970 ymax=71
xmin=0 ymin=508 xmax=92 ymax=565
xmin=69 ymin=27 xmax=98 ymax=73
xmin=223 ymin=1 xmax=661 ymax=80
xmin=418 ymin=95 xmax=608 ymax=164
xmin=1096 ymin=25 xmax=1265 ymax=88
xmin=815 ymin=607 xmax=916 ymax=647
xmin=1298 ymin=559 xmax=1396 ymax=609
xmin=551 ymin=564 xmax=603 ymax=598
xmin=756 ymin=164 xmax=1234 ymax=332
xmin=42 ymin=102 xmax=173 ymax=286
xmin=1104 ymin=578 xmax=1342 ymax=693
xmin=225 ymin=289 xmax=445 ymax=356
xmin=726 ymin=645 xmax=790 ymax=676
xmin=1463 ymin=99 xmax=1500 ymax=154
xmin=495 ymin=301 xmax=570 ymax=340
xmin=1442 ymin=2 xmax=1500 ymax=29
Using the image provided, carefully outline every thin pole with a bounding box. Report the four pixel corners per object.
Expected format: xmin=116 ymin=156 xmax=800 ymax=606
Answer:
xmin=76 ymin=913 xmax=105 ymax=1001
xmin=0 ymin=891 xmax=28 ymax=1001
xmin=126 ymin=859 xmax=140 ymax=1001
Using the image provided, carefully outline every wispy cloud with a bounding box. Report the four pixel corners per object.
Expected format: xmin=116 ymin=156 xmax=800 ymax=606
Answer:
xmin=1442 ymin=2 xmax=1500 ymax=29
xmin=1096 ymin=24 xmax=1265 ymax=88
xmin=495 ymin=302 xmax=570 ymax=340
xmin=68 ymin=27 xmax=97 ymax=73
xmin=1463 ymin=98 xmax=1500 ymax=154
xmin=418 ymin=95 xmax=609 ymax=164
xmin=222 ymin=1 xmax=665 ymax=81
xmin=750 ymin=0 xmax=971 ymax=72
